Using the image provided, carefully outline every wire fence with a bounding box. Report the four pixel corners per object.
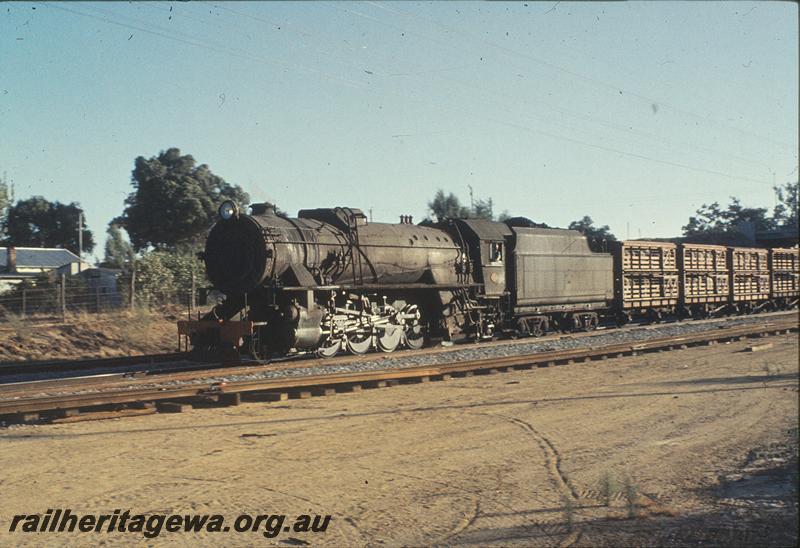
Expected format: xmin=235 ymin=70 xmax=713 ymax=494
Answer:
xmin=0 ymin=274 xmax=203 ymax=324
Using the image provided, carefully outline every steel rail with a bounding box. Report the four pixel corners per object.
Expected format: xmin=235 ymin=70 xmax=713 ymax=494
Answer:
xmin=0 ymin=352 xmax=189 ymax=377
xmin=0 ymin=318 xmax=796 ymax=418
xmin=2 ymin=310 xmax=795 ymax=382
xmin=2 ymin=315 xmax=796 ymax=399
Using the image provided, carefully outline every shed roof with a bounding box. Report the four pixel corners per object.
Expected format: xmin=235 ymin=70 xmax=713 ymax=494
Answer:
xmin=1 ymin=247 xmax=81 ymax=269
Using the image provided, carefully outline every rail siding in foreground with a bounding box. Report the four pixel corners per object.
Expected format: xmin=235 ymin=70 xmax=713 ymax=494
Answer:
xmin=0 ymin=319 xmax=796 ymax=419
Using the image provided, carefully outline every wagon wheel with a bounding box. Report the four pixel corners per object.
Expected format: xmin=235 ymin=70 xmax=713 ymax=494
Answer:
xmin=346 ymin=332 xmax=373 ymax=355
xmin=377 ymin=326 xmax=402 ymax=352
xmin=316 ymin=337 xmax=341 ymax=359
xmin=529 ymin=319 xmax=543 ymax=338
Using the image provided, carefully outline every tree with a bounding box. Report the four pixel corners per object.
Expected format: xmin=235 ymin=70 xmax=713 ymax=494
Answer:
xmin=134 ymin=250 xmax=207 ymax=302
xmin=568 ymin=215 xmax=617 ymax=242
xmin=428 ymin=190 xmax=469 ymax=221
xmin=0 ymin=172 xmax=12 ymax=239
xmin=102 ymin=223 xmax=134 ymax=269
xmin=682 ymin=196 xmax=778 ymax=244
xmin=771 ymin=182 xmax=798 ymax=227
xmin=472 ymin=197 xmax=494 ymax=220
xmin=3 ymin=196 xmax=94 ymax=253
xmin=117 ymin=148 xmax=249 ymax=251
xmin=426 ymin=189 xmax=498 ymax=221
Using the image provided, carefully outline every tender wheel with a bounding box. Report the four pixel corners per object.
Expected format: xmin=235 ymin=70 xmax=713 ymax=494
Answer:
xmin=377 ymin=327 xmax=402 ymax=352
xmin=316 ymin=338 xmax=341 ymax=358
xmin=346 ymin=332 xmax=372 ymax=355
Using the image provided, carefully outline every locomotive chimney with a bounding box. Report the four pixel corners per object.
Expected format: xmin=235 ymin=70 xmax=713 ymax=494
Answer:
xmin=7 ymin=246 xmax=16 ymax=273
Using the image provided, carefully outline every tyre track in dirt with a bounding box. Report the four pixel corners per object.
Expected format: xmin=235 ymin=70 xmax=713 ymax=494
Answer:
xmin=481 ymin=411 xmax=587 ymax=546
xmin=351 ymin=462 xmax=561 ymax=545
xmin=492 ymin=412 xmax=579 ymax=500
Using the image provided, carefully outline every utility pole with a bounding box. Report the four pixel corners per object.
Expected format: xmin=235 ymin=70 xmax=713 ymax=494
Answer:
xmin=772 ymin=169 xmax=777 ymax=211
xmin=130 ymin=259 xmax=136 ymax=309
xmin=60 ymin=273 xmax=66 ymax=320
xmin=77 ymin=211 xmax=83 ymax=273
xmin=369 ymin=207 xmax=373 ymax=222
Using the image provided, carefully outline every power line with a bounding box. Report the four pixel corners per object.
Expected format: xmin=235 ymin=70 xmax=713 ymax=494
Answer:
xmin=41 ymin=2 xmax=370 ymax=92
xmin=367 ymin=1 xmax=794 ymax=150
xmin=41 ymin=2 xmax=781 ymax=187
xmin=316 ymin=3 xmax=778 ymax=183
xmin=189 ymin=0 xmax=782 ymax=173
xmin=322 ymin=2 xmax=777 ymax=172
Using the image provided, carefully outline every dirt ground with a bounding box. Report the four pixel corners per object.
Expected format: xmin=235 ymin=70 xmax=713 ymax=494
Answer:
xmin=0 ymin=309 xmax=185 ymax=362
xmin=0 ymin=333 xmax=797 ymax=547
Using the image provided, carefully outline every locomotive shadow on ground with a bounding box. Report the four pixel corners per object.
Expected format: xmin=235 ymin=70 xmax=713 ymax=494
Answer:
xmin=619 ymin=371 xmax=799 ymax=387
xmin=707 ymin=459 xmax=799 ymax=504
xmin=2 ymin=382 xmax=797 ymax=441
xmin=455 ymin=460 xmax=799 ymax=546
xmin=446 ymin=506 xmax=798 ymax=547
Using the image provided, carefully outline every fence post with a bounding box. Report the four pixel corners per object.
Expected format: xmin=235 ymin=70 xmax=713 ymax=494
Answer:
xmin=21 ymin=288 xmax=26 ymax=318
xmin=190 ymin=271 xmax=196 ymax=316
xmin=96 ymin=287 xmax=101 ymax=313
xmin=60 ymin=273 xmax=66 ymax=320
xmin=130 ymin=260 xmax=136 ymax=309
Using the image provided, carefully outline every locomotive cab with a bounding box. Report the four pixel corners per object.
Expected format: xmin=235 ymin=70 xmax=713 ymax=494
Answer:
xmin=451 ymin=219 xmax=511 ymax=297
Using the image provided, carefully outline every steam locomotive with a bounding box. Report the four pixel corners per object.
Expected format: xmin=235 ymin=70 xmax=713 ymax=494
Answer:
xmin=178 ymin=201 xmax=798 ymax=359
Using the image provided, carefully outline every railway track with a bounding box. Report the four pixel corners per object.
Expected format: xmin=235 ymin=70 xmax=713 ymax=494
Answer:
xmin=0 ymin=315 xmax=796 ymax=425
xmin=1 ymin=310 xmax=794 ymax=385
xmin=0 ymin=352 xmax=190 ymax=378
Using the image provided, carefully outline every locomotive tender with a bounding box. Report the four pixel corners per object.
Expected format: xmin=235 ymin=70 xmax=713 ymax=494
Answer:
xmin=179 ymin=201 xmax=798 ymax=358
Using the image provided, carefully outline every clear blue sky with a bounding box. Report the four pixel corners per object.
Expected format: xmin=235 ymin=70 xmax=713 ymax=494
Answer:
xmin=1 ymin=1 xmax=797 ymax=260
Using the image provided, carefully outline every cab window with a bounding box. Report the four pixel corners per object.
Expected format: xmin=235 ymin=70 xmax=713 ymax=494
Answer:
xmin=490 ymin=242 xmax=503 ymax=263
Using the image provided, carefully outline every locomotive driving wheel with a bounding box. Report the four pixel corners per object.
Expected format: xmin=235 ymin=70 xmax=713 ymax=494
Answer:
xmin=377 ymin=326 xmax=402 ymax=352
xmin=399 ymin=304 xmax=425 ymax=350
xmin=346 ymin=332 xmax=372 ymax=355
xmin=403 ymin=324 xmax=425 ymax=350
xmin=316 ymin=337 xmax=341 ymax=358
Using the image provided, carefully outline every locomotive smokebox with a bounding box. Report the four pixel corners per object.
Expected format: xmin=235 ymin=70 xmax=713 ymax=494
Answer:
xmin=204 ymin=214 xmax=274 ymax=295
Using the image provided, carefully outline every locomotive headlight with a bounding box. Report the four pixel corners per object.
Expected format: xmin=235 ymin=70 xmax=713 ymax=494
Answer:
xmin=218 ymin=200 xmax=239 ymax=220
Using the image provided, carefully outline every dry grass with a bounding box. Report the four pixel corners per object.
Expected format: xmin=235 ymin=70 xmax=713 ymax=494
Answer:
xmin=622 ymin=474 xmax=640 ymax=518
xmin=0 ymin=306 xmax=32 ymax=340
xmin=560 ymin=494 xmax=575 ymax=532
xmin=598 ymin=470 xmax=617 ymax=506
xmin=118 ymin=306 xmax=155 ymax=347
xmin=0 ymin=307 xmax=180 ymax=362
